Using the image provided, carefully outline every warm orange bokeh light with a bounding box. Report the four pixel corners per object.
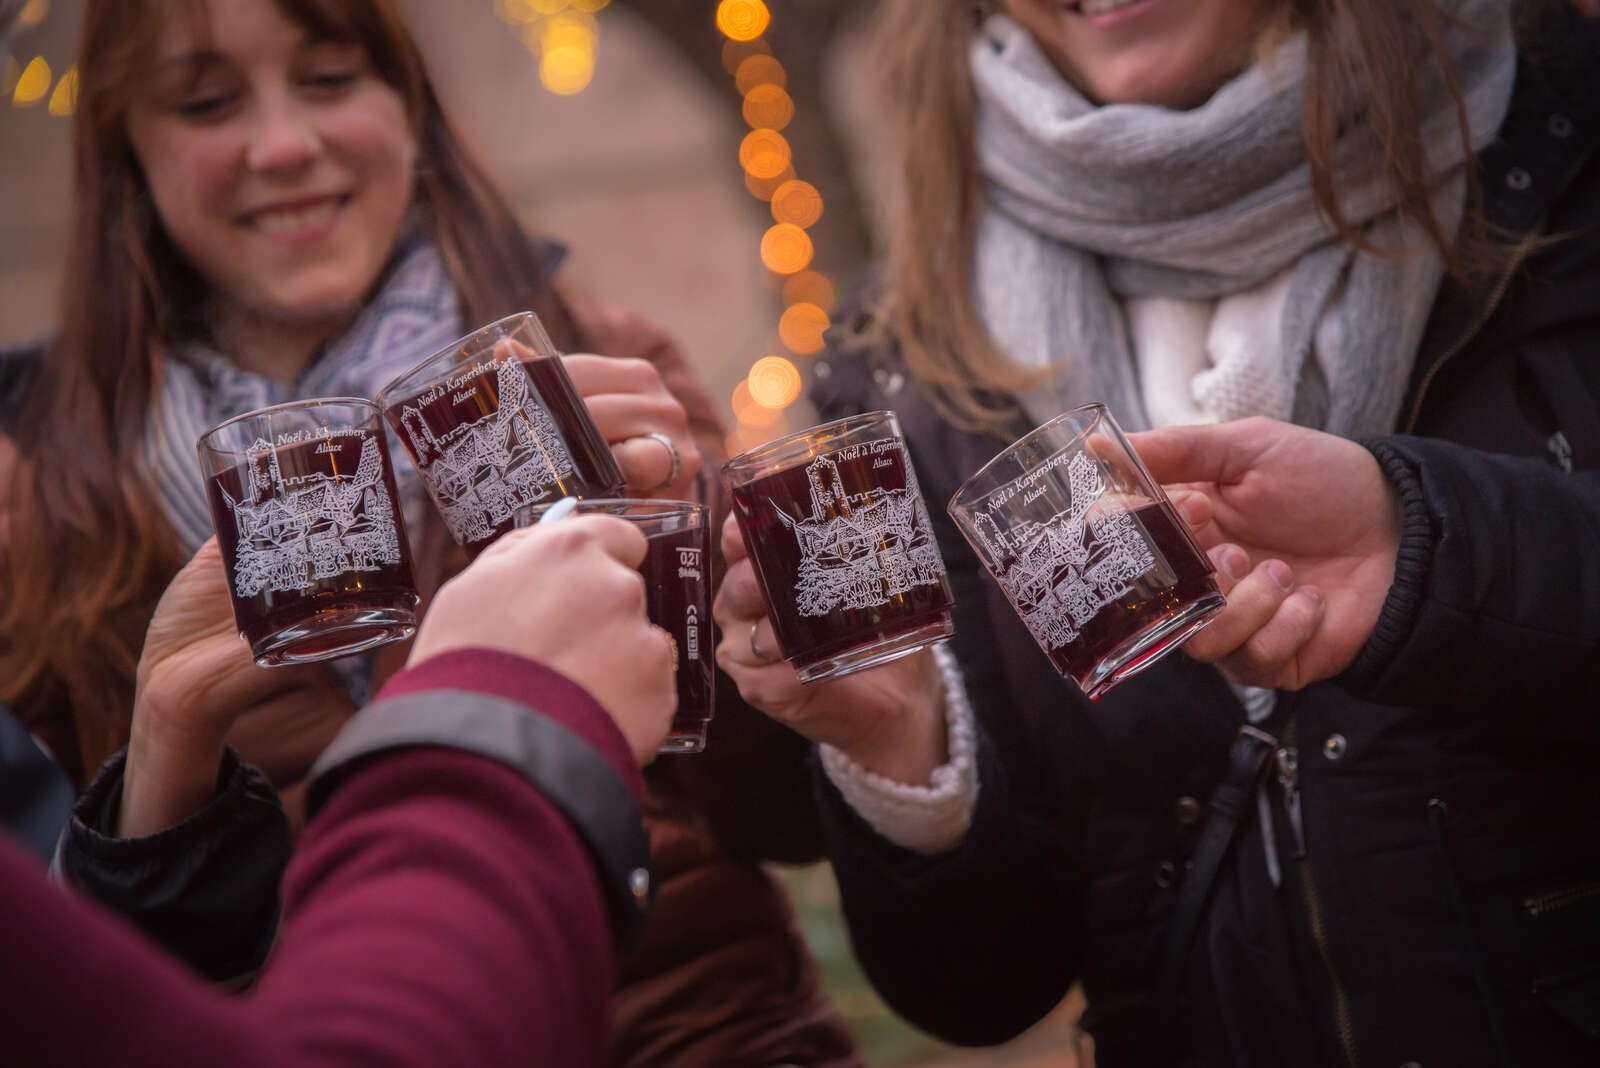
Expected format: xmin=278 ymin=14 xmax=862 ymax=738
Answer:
xmin=47 ymin=65 xmax=77 ymax=116
xmin=541 ymin=46 xmax=595 ymax=95
xmin=760 ymin=224 xmax=814 ymax=275
xmin=741 ymin=84 xmax=794 ymax=131
xmin=541 ymin=12 xmax=599 ymax=50
xmin=744 ymin=165 xmax=796 ymax=202
xmin=715 ymin=0 xmax=770 ymax=42
xmin=782 ymin=270 xmax=835 ymax=313
xmin=770 ymin=179 xmax=823 ymax=228
xmin=12 ymin=56 xmax=50 ymax=106
xmin=731 ymin=381 xmax=784 ymax=428
xmin=747 ymin=356 xmax=803 ymax=409
xmin=721 ymin=36 xmax=770 ymax=75
xmin=738 ymin=129 xmax=791 ymax=180
xmin=778 ymin=302 xmax=830 ymax=356
xmin=734 ymin=54 xmax=786 ymax=95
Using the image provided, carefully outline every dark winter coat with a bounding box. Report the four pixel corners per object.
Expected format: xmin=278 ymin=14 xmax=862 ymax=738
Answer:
xmin=812 ymin=12 xmax=1600 ymax=1067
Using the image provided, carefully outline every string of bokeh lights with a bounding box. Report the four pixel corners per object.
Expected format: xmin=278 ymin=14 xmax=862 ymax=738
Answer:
xmin=717 ymin=0 xmax=831 ymax=455
xmin=4 ymin=0 xmax=77 ymax=116
xmin=493 ymin=0 xmax=612 ymax=97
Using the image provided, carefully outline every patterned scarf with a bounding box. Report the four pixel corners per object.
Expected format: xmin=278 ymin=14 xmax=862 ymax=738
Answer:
xmin=146 ymin=235 xmax=462 ymax=556
xmin=969 ymin=3 xmax=1517 ymax=436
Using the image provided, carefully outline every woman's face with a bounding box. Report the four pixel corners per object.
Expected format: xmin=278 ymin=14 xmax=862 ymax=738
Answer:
xmin=126 ymin=0 xmax=416 ymax=329
xmin=1003 ymin=0 xmax=1278 ymax=109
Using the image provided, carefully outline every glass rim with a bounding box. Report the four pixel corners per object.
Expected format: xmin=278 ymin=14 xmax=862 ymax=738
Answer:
xmin=722 ymin=410 xmax=898 ymax=478
xmin=374 ymin=310 xmax=554 ymax=409
xmin=195 ymin=396 xmax=380 ymax=455
xmin=947 ymin=403 xmax=1110 ymax=515
xmin=513 ymin=497 xmax=706 ymax=524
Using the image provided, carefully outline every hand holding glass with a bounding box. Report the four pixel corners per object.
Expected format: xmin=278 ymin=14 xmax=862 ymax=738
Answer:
xmin=948 ymin=404 xmax=1223 ymax=699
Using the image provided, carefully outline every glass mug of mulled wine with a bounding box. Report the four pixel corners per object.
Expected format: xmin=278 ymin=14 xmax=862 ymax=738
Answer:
xmin=197 ymin=398 xmax=420 ymax=667
xmin=725 ymin=411 xmax=955 ymax=683
xmin=376 ymin=312 xmax=625 ymax=558
xmin=948 ymin=404 xmax=1224 ymax=700
xmin=515 ymin=499 xmax=714 ymax=754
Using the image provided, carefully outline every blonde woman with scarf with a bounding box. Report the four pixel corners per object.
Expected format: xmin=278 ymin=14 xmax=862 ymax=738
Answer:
xmin=716 ymin=0 xmax=1600 ymax=1063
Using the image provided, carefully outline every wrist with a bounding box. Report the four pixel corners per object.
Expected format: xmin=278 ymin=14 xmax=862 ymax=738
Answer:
xmin=832 ymin=655 xmax=949 ymax=785
xmin=121 ymin=696 xmax=230 ymax=838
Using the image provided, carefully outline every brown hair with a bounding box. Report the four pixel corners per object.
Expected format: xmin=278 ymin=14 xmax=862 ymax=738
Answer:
xmin=0 ymin=0 xmax=580 ymax=782
xmin=867 ymin=0 xmax=1500 ymax=433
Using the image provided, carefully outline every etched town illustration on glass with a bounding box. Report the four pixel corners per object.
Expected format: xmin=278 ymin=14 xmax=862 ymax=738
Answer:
xmin=221 ymin=431 xmax=403 ymax=598
xmin=975 ymin=451 xmax=1156 ymax=649
xmin=779 ymin=441 xmax=947 ymax=617
xmin=396 ymin=358 xmax=577 ymax=546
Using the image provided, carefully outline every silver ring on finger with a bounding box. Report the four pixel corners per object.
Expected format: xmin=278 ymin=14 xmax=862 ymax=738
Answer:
xmin=635 ymin=431 xmax=681 ymax=493
xmin=749 ymin=621 xmax=779 ymax=663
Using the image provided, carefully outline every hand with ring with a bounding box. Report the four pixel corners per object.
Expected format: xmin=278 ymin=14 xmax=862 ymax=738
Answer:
xmin=712 ymin=512 xmax=951 ymax=786
xmin=564 ymin=304 xmax=703 ymax=499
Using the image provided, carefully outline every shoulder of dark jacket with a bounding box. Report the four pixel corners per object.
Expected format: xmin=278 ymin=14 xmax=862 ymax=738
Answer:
xmin=1406 ymin=8 xmax=1600 ymax=407
xmin=1474 ymin=4 xmax=1600 ymax=240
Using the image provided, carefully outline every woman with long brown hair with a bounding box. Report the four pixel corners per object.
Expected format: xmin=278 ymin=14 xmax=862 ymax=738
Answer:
xmin=716 ymin=0 xmax=1600 ymax=1063
xmin=0 ymin=1 xmax=859 ymax=1064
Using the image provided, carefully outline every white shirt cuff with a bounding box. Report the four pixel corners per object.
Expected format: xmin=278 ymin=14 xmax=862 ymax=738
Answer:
xmin=819 ymin=643 xmax=979 ymax=855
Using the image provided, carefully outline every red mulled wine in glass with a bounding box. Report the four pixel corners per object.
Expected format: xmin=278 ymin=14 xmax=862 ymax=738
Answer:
xmin=949 ymin=404 xmax=1223 ymax=700
xmin=725 ymin=411 xmax=954 ymax=683
xmin=198 ymin=399 xmax=419 ymax=667
xmin=516 ymin=498 xmax=714 ymax=753
xmin=377 ymin=312 xmax=624 ymax=556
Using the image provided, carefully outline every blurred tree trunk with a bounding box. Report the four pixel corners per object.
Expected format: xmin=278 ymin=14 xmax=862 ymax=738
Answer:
xmin=616 ymin=0 xmax=878 ymax=283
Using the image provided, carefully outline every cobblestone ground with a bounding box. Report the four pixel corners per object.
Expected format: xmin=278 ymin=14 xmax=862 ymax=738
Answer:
xmin=782 ymin=866 xmax=1093 ymax=1068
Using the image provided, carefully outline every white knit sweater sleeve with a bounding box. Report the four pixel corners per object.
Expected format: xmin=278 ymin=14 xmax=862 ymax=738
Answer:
xmin=818 ymin=643 xmax=979 ymax=855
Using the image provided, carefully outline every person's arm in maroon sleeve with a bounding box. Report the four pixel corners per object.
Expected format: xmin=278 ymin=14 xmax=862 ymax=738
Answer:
xmin=2 ymin=516 xmax=676 ymax=1068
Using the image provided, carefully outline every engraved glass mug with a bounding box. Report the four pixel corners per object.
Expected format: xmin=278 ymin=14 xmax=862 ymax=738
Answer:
xmin=725 ymin=410 xmax=955 ymax=683
xmin=948 ymin=404 xmax=1224 ymax=700
xmin=515 ymin=499 xmax=714 ymax=754
xmin=376 ymin=311 xmax=625 ymax=557
xmin=197 ymin=398 xmax=420 ymax=667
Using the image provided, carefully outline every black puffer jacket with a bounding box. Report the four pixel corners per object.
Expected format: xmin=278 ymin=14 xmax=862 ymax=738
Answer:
xmin=812 ymin=13 xmax=1600 ymax=1068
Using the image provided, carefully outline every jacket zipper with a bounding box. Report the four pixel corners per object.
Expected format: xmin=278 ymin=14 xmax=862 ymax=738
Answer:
xmin=1277 ymin=724 xmax=1360 ymax=1068
xmin=1524 ymin=881 xmax=1600 ymax=918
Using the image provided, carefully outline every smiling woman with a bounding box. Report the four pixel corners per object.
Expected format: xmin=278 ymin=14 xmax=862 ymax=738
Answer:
xmin=125 ymin=0 xmax=418 ymax=378
xmin=0 ymin=0 xmax=580 ymax=782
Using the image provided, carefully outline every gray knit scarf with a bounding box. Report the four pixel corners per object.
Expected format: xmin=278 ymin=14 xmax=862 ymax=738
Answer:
xmin=970 ymin=3 xmax=1517 ymax=436
xmin=147 ymin=235 xmax=462 ymax=556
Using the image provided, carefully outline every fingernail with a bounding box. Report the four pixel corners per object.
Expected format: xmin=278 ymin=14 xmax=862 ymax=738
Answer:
xmin=1266 ymin=560 xmax=1294 ymax=590
xmin=1219 ymin=546 xmax=1250 ymax=583
xmin=1299 ymin=584 xmax=1324 ymax=607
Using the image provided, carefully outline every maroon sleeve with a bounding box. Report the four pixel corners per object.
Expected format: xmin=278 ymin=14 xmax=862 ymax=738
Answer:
xmin=372 ymin=647 xmax=643 ymax=801
xmin=0 ymin=651 xmax=635 ymax=1068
